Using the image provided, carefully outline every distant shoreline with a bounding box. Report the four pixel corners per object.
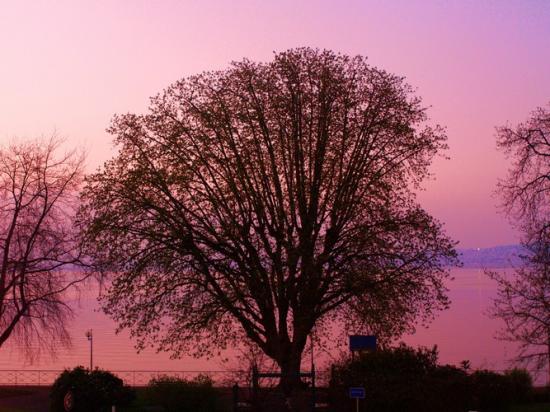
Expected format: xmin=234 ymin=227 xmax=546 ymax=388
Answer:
xmin=457 ymin=244 xmax=525 ymax=268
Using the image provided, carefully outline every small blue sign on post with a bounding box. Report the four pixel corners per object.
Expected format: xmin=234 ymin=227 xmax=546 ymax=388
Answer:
xmin=349 ymin=335 xmax=377 ymax=352
xmin=349 ymin=387 xmax=365 ymax=399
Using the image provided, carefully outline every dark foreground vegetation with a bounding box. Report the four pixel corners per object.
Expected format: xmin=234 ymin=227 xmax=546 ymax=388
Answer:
xmin=34 ymin=357 xmax=550 ymax=412
xmin=330 ymin=345 xmax=550 ymax=412
xmin=47 ymin=368 xmax=228 ymax=412
xmin=142 ymin=375 xmax=225 ymax=412
xmin=50 ymin=367 xmax=135 ymax=412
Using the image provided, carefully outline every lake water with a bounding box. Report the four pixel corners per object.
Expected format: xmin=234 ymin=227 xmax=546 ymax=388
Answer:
xmin=0 ymin=268 xmax=546 ymax=385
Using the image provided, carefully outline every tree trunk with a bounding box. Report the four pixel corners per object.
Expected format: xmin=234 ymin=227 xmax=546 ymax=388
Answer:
xmin=279 ymin=353 xmax=302 ymax=412
xmin=279 ymin=353 xmax=302 ymax=395
xmin=277 ymin=348 xmax=304 ymax=412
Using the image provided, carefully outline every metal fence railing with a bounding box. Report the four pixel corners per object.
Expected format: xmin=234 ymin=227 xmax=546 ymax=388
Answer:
xmin=0 ymin=370 xmax=61 ymax=386
xmin=0 ymin=367 xmax=543 ymax=387
xmin=0 ymin=369 xmax=249 ymax=387
xmin=0 ymin=368 xmax=333 ymax=387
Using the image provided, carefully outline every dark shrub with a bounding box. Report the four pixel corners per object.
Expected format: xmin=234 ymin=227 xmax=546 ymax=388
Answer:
xmin=145 ymin=374 xmax=224 ymax=412
xmin=329 ymin=344 xmax=472 ymax=412
xmin=329 ymin=345 xmax=537 ymax=412
xmin=471 ymin=370 xmax=512 ymax=412
xmin=505 ymin=368 xmax=533 ymax=404
xmin=532 ymin=385 xmax=550 ymax=403
xmin=50 ymin=366 xmax=135 ymax=412
xmin=470 ymin=368 xmax=533 ymax=411
xmin=425 ymin=364 xmax=472 ymax=411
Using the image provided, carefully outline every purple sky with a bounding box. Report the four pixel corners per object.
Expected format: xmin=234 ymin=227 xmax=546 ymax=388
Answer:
xmin=1 ymin=1 xmax=550 ymax=248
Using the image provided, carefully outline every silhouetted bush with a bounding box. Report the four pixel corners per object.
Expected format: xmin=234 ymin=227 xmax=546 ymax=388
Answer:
xmin=329 ymin=344 xmax=471 ymax=412
xmin=329 ymin=345 xmax=536 ymax=412
xmin=471 ymin=370 xmax=512 ymax=412
xmin=532 ymin=385 xmax=550 ymax=403
xmin=505 ymin=368 xmax=533 ymax=404
xmin=470 ymin=369 xmax=534 ymax=412
xmin=425 ymin=364 xmax=472 ymax=411
xmin=50 ymin=366 xmax=135 ymax=412
xmin=145 ymin=374 xmax=224 ymax=412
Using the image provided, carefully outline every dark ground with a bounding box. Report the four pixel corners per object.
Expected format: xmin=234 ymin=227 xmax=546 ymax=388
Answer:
xmin=0 ymin=386 xmax=49 ymax=412
xmin=0 ymin=385 xmax=548 ymax=412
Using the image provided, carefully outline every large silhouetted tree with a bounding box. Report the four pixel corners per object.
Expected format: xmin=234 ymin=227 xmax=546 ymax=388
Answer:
xmin=491 ymin=103 xmax=550 ymax=384
xmin=0 ymin=138 xmax=86 ymax=356
xmin=79 ymin=49 xmax=457 ymax=394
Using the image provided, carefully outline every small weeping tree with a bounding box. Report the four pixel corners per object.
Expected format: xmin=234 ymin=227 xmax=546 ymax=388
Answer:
xmin=78 ymin=48 xmax=457 ymax=396
xmin=0 ymin=137 xmax=86 ymax=358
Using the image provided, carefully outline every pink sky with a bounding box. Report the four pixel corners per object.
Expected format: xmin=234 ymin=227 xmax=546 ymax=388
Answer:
xmin=1 ymin=0 xmax=549 ymax=248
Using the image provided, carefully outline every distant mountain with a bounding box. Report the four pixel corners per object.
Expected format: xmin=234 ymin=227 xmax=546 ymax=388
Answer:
xmin=457 ymin=244 xmax=526 ymax=268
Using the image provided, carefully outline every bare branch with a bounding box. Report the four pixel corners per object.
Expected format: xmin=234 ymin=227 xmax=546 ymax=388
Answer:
xmin=0 ymin=136 xmax=87 ymax=359
xmin=492 ymin=103 xmax=550 ymax=382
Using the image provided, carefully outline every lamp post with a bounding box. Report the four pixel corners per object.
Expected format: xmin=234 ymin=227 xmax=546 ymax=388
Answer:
xmin=85 ymin=329 xmax=93 ymax=371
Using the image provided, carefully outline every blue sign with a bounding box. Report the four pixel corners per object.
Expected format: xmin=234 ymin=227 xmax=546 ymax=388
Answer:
xmin=349 ymin=335 xmax=377 ymax=351
xmin=349 ymin=387 xmax=365 ymax=399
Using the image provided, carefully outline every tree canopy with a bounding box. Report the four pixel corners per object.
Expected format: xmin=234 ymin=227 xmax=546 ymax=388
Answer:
xmin=79 ymin=48 xmax=457 ymax=392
